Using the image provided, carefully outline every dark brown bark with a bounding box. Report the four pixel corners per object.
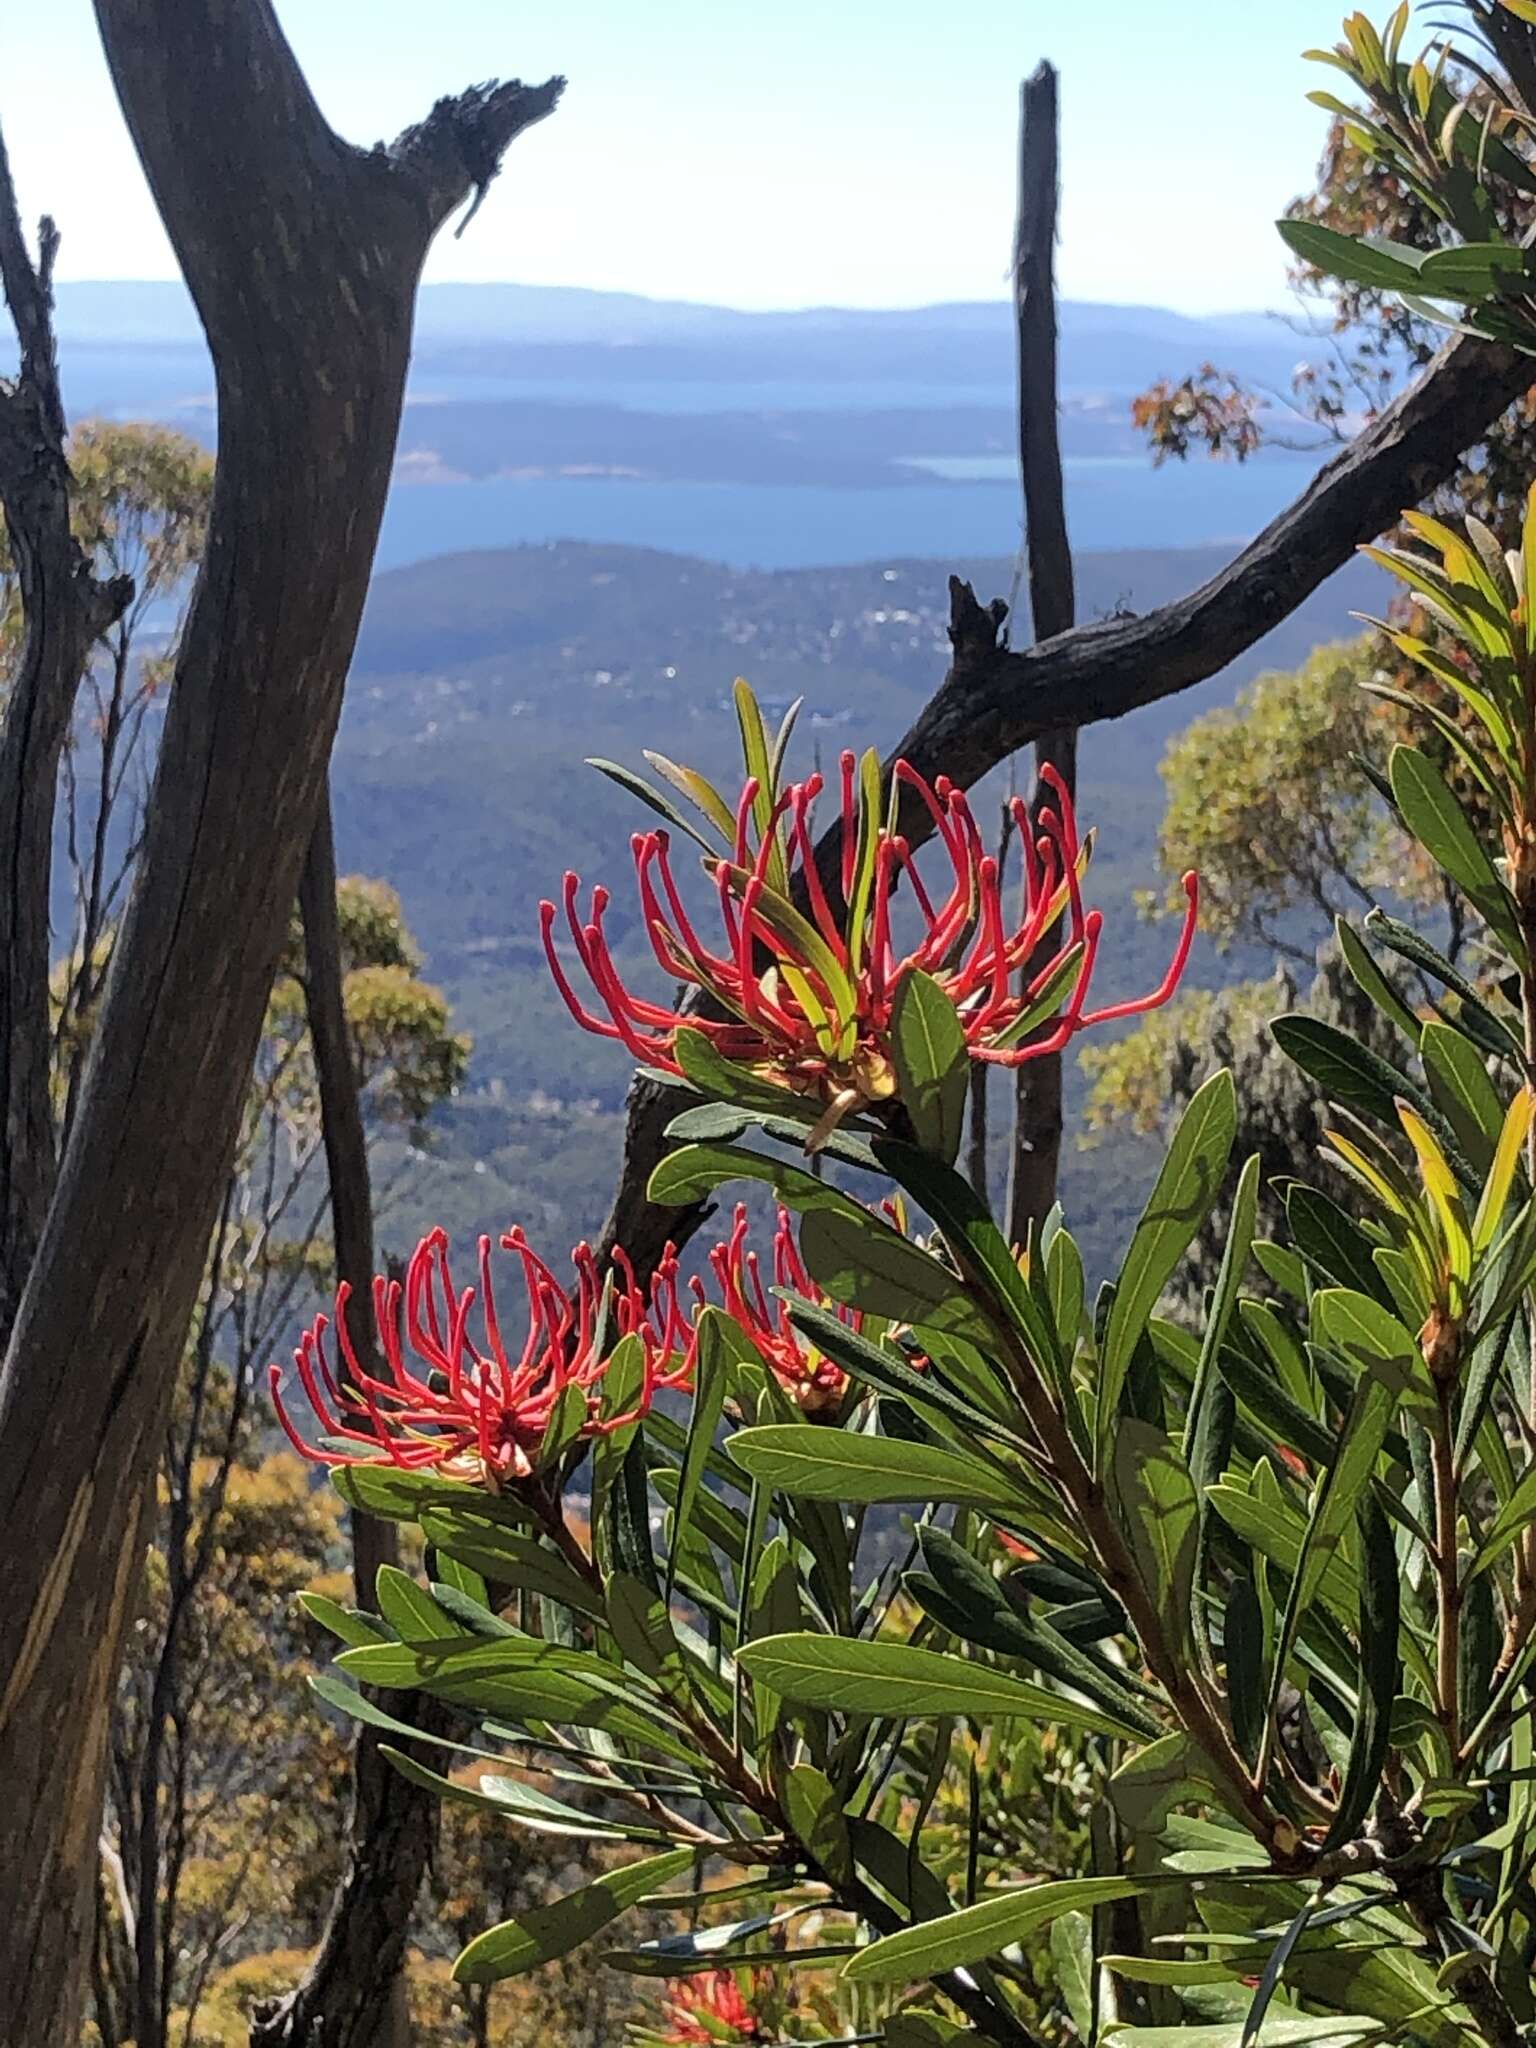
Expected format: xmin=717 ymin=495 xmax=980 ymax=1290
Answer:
xmin=596 ymin=324 xmax=1530 ymax=1288
xmin=247 ymin=794 xmax=442 ymax=2048
xmin=0 ymin=131 xmax=130 ymax=1341
xmin=249 ymin=1666 xmax=455 ymax=2048
xmin=1006 ymin=61 xmax=1077 ymax=1251
xmin=0 ymin=7 xmax=559 ymax=2040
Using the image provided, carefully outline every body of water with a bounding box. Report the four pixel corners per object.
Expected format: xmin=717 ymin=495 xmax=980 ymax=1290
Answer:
xmin=373 ymin=451 xmax=1324 ymax=573
xmin=58 ymin=338 xmax=1328 ymax=574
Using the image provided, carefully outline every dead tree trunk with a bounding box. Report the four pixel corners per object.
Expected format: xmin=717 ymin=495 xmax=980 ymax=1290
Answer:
xmin=0 ymin=7 xmax=559 ymax=2039
xmin=248 ymin=795 xmax=441 ymax=2048
xmin=1005 ymin=61 xmax=1078 ymax=1252
xmin=0 ymin=134 xmax=130 ymax=1340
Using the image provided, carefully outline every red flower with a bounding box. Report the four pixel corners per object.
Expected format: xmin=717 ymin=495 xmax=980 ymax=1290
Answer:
xmin=269 ymin=1226 xmax=695 ymax=1491
xmin=659 ymin=1968 xmax=764 ymax=2044
xmin=706 ymin=1203 xmax=859 ymax=1419
xmin=542 ymin=757 xmax=1196 ymax=1138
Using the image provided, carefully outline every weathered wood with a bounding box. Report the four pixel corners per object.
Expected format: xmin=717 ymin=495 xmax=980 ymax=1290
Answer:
xmin=1006 ymin=60 xmax=1077 ymax=1251
xmin=0 ymin=6 xmax=559 ymax=2038
xmin=596 ymin=324 xmax=1530 ymax=1286
xmin=0 ymin=130 xmax=130 ymax=1341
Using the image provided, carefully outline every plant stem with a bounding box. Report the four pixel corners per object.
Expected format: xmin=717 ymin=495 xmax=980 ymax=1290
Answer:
xmin=1432 ymin=1387 xmax=1462 ymax=1755
xmin=986 ymin=1311 xmax=1282 ymax=1848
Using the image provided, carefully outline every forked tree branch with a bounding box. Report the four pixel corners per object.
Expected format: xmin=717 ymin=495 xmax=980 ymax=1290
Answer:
xmin=0 ymin=5 xmax=561 ymax=2037
xmin=595 ymin=327 xmax=1532 ymax=1282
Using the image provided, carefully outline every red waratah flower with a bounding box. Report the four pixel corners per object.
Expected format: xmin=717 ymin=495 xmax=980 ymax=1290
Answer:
xmin=541 ymin=755 xmax=1196 ymax=1142
xmin=706 ymin=1202 xmax=859 ymax=1419
xmin=269 ymin=1225 xmax=696 ymax=1491
xmin=659 ymin=1968 xmax=764 ymax=2044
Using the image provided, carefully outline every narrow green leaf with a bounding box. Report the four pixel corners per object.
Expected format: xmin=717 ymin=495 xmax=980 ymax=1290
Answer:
xmin=841 ymin=1876 xmax=1152 ymax=1984
xmin=736 ymin=1634 xmax=1138 ymax=1738
xmin=1184 ymin=1151 xmax=1261 ymax=1460
xmin=1099 ymin=1071 xmax=1237 ymax=1456
xmin=784 ymin=1762 xmax=853 ymax=1886
xmin=454 ymin=1846 xmax=696 ymax=1983
xmin=420 ymin=1509 xmax=606 ymax=1618
xmin=796 ymin=1206 xmax=995 ymax=1346
xmin=1271 ymin=1014 xmax=1422 ymax=1128
xmin=1111 ymin=1422 xmax=1197 ymax=1660
xmin=729 ymin=1423 xmax=1022 ymax=1508
xmin=299 ymin=1592 xmax=387 ymax=1650
xmin=665 ymin=1309 xmax=732 ymax=1602
xmin=1336 ymin=918 xmax=1420 ymax=1042
xmin=1389 ymin=744 xmax=1521 ymax=955
xmin=374 ymin=1565 xmax=469 ymax=1644
xmin=889 ymin=968 xmax=969 ymax=1165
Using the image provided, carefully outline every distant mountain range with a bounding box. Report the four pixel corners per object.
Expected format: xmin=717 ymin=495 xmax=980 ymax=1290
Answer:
xmin=49 ymin=278 xmax=1336 ymax=402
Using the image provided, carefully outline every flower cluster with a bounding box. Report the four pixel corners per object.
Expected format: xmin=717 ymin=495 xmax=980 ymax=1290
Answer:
xmin=658 ymin=1968 xmax=764 ymax=2044
xmin=542 ymin=756 xmax=1197 ymax=1129
xmin=705 ymin=1203 xmax=858 ymax=1419
xmin=269 ymin=1226 xmax=695 ymax=1491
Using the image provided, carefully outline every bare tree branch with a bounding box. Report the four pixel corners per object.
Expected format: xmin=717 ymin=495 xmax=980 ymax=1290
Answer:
xmin=0 ymin=125 xmax=130 ymax=1339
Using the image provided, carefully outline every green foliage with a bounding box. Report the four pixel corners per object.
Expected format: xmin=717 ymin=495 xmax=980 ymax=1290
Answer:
xmin=1143 ymin=638 xmax=1402 ymax=960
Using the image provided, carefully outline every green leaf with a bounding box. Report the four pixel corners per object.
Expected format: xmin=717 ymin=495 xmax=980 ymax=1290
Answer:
xmin=380 ymin=1746 xmax=666 ymax=1842
xmin=298 ymin=1592 xmax=388 ymax=1650
xmin=419 ymin=1509 xmax=606 ymax=1619
xmin=1468 ymin=1459 xmax=1536 ymax=1581
xmin=1111 ymin=1422 xmax=1197 ymax=1660
xmin=796 ymin=1206 xmax=995 ymax=1347
xmin=1416 ymin=240 xmax=1532 ymax=300
xmin=1287 ymin=1185 xmax=1390 ymax=1304
xmin=666 ymin=1309 xmax=732 ymax=1602
xmin=1266 ymin=1310 xmax=1412 ymax=1732
xmin=1098 ymin=1071 xmax=1237 ymax=1456
xmin=647 ymin=1137 xmax=866 ymax=1218
xmin=729 ymin=1423 xmax=1023 ymax=1508
xmin=1336 ymin=917 xmax=1420 ymax=1043
xmin=333 ymin=1463 xmax=511 ymax=1526
xmin=1108 ymin=1731 xmax=1225 ymax=1833
xmin=1050 ymin=1910 xmax=1097 ymax=2045
xmin=735 ymin=1634 xmax=1139 ymax=1738
xmin=335 ymin=1638 xmax=691 ymax=1758
xmin=783 ymin=1762 xmax=853 ymax=1886
xmin=668 ymin=1031 xmax=816 ymax=1122
xmin=784 ymin=1298 xmax=1029 ymax=1453
xmin=606 ymin=1572 xmax=686 ymax=1693
xmin=1271 ymin=1014 xmax=1421 ymax=1127
xmin=1422 ymin=1019 xmax=1505 ymax=1175
xmin=912 ymin=1529 xmax=1162 ymax=1737
xmin=1278 ymin=218 xmax=1428 ymax=292
xmin=586 ymin=756 xmax=716 ymax=854
xmin=889 ymin=968 xmax=968 ymax=1164
xmin=453 ymin=1846 xmax=696 ymax=1983
xmin=1389 ymin=744 xmax=1521 ymax=955
xmin=1106 ymin=2022 xmax=1379 ymax=2048
xmin=375 ymin=1564 xmax=467 ymax=1644
xmin=1184 ymin=1151 xmax=1261 ymax=1461
xmin=1226 ymin=1581 xmax=1265 ymax=1767
xmin=841 ymin=1876 xmax=1152 ymax=1984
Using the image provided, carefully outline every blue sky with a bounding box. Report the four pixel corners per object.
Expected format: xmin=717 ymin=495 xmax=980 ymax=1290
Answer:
xmin=10 ymin=0 xmax=1352 ymax=314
